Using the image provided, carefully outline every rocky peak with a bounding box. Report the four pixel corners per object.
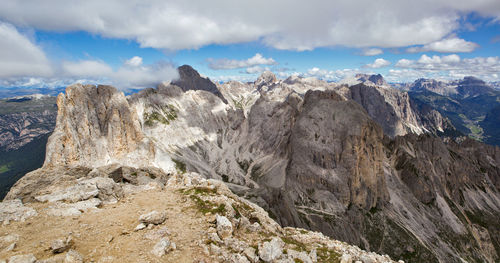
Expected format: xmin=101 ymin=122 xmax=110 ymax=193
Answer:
xmin=355 ymin=73 xmax=387 ymax=86
xmin=172 ymin=65 xmax=227 ymax=103
xmin=43 ymin=84 xmax=144 ymax=168
xmin=255 ymin=71 xmax=277 ymax=88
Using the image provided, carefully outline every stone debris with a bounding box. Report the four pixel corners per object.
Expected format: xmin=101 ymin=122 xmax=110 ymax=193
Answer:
xmin=51 ymin=236 xmax=74 ymax=253
xmin=134 ymin=223 xmax=146 ymax=231
xmin=139 ymin=210 xmax=167 ymax=225
xmin=216 ymin=215 xmax=233 ymax=239
xmin=8 ymin=254 xmax=37 ymax=263
xmin=0 ymin=199 xmax=37 ymax=223
xmin=65 ymin=249 xmax=84 ymax=263
xmin=151 ymin=237 xmax=176 ymax=257
xmin=0 ymin=171 xmax=401 ymax=263
xmin=258 ymin=237 xmax=284 ymax=262
xmin=46 ymin=198 xmax=101 ymax=217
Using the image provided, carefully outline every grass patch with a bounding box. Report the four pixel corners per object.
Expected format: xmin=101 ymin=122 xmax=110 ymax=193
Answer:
xmin=317 ymin=246 xmax=341 ymax=263
xmin=190 ymin=195 xmax=226 ymax=215
xmin=183 ymin=187 xmax=218 ymax=196
xmin=281 ymin=236 xmax=308 ymax=252
xmin=0 ymin=164 xmax=10 ymax=174
xmin=143 ymin=104 xmax=178 ymax=126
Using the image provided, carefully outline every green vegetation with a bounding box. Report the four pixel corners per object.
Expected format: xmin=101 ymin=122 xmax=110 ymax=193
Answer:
xmin=143 ymin=104 xmax=178 ymax=126
xmin=172 ymin=159 xmax=186 ymax=174
xmin=317 ymin=246 xmax=341 ymax=262
xmin=231 ymin=97 xmax=245 ymax=110
xmin=0 ymin=164 xmax=9 ymax=174
xmin=190 ymin=194 xmax=226 ymax=214
xmin=183 ymin=186 xmax=218 ymax=196
xmin=0 ymin=133 xmax=50 ymax=199
xmin=281 ymin=236 xmax=307 ymax=252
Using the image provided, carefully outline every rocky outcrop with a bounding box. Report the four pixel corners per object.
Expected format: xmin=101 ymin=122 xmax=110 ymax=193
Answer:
xmin=6 ymin=68 xmax=500 ymax=262
xmin=172 ymin=65 xmax=228 ymax=103
xmin=0 ymin=169 xmax=399 ymax=262
xmin=44 ymin=84 xmax=145 ymax=168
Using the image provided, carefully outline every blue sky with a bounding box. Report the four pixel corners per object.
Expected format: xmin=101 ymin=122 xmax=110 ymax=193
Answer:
xmin=0 ymin=0 xmax=499 ymax=90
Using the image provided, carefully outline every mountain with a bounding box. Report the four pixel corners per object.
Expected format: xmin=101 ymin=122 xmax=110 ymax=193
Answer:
xmin=0 ymin=95 xmax=57 ymax=198
xmin=409 ymin=77 xmax=500 ymax=145
xmin=0 ymin=168 xmax=398 ymax=262
xmin=3 ymin=67 xmax=500 ymax=262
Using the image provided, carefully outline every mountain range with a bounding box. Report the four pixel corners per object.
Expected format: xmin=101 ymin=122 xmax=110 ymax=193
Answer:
xmin=1 ymin=66 xmax=499 ymax=262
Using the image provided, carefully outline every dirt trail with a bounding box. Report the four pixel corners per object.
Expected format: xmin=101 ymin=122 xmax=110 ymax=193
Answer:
xmin=0 ymin=187 xmax=210 ymax=262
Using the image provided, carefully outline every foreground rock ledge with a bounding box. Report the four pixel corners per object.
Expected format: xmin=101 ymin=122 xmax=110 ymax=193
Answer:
xmin=0 ymin=169 xmax=400 ymax=263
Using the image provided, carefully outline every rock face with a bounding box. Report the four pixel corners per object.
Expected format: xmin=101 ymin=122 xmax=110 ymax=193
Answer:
xmin=6 ymin=68 xmax=500 ymax=262
xmin=408 ymin=76 xmax=500 ymax=145
xmin=44 ymin=84 xmax=144 ymax=168
xmin=172 ymin=65 xmax=228 ymax=103
xmin=0 ymin=95 xmax=57 ymax=199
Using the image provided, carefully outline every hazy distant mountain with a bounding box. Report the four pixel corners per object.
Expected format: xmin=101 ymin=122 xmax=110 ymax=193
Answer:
xmin=408 ymin=76 xmax=500 ymax=145
xmin=0 ymin=94 xmax=57 ymax=198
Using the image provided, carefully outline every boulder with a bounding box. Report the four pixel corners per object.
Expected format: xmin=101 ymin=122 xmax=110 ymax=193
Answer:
xmin=51 ymin=236 xmax=74 ymax=253
xmin=151 ymin=237 xmax=175 ymax=257
xmin=258 ymin=237 xmax=284 ymax=262
xmin=8 ymin=254 xmax=37 ymax=263
xmin=139 ymin=211 xmax=167 ymax=225
xmin=216 ymin=215 xmax=233 ymax=239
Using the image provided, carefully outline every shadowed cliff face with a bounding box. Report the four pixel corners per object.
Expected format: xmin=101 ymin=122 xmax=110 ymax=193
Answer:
xmin=7 ymin=71 xmax=500 ymax=263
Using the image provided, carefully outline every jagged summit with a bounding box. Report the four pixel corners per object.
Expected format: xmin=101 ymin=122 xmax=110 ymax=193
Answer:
xmin=255 ymin=70 xmax=277 ymax=88
xmin=355 ymin=73 xmax=387 ymax=86
xmin=2 ymin=70 xmax=499 ymax=262
xmin=172 ymin=65 xmax=228 ymax=103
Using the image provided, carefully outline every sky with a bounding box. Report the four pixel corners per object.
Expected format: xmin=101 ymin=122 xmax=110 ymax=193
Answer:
xmin=0 ymin=0 xmax=499 ymax=91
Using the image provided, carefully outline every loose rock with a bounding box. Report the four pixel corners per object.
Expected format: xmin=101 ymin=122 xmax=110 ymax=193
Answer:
xmin=139 ymin=211 xmax=167 ymax=225
xmin=216 ymin=215 xmax=233 ymax=239
xmin=258 ymin=237 xmax=284 ymax=262
xmin=8 ymin=254 xmax=37 ymax=263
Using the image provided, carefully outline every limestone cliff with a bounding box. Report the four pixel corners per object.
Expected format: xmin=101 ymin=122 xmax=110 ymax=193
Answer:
xmin=7 ymin=68 xmax=500 ymax=262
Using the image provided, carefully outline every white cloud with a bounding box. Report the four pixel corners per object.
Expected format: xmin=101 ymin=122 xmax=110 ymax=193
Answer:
xmin=395 ymin=54 xmax=500 ymax=81
xmin=361 ymin=48 xmax=383 ymax=56
xmin=364 ymin=58 xmax=391 ymax=68
xmin=62 ymin=57 xmax=179 ymax=89
xmin=0 ymin=22 xmax=52 ymax=78
xmin=406 ymin=37 xmax=479 ymax=53
xmin=125 ymin=56 xmax=143 ymax=67
xmin=209 ymin=53 xmax=277 ymax=70
xmin=112 ymin=61 xmax=178 ymax=88
xmin=245 ymin=66 xmax=269 ymax=74
xmin=0 ymin=0 xmax=499 ymax=51
xmin=306 ymin=67 xmax=364 ymax=81
xmin=62 ymin=60 xmax=113 ymax=77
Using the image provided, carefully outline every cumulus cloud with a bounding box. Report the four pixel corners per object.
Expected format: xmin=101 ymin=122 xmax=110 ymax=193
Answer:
xmin=406 ymin=37 xmax=479 ymax=53
xmin=364 ymin=58 xmax=391 ymax=68
xmin=62 ymin=60 xmax=113 ymax=77
xmin=113 ymin=61 xmax=178 ymax=88
xmin=395 ymin=54 xmax=500 ymax=81
xmin=245 ymin=66 xmax=269 ymax=74
xmin=306 ymin=67 xmax=364 ymax=81
xmin=0 ymin=22 xmax=52 ymax=78
xmin=209 ymin=53 xmax=277 ymax=70
xmin=361 ymin=48 xmax=383 ymax=56
xmin=0 ymin=0 xmax=499 ymax=51
xmin=125 ymin=56 xmax=143 ymax=67
xmin=61 ymin=57 xmax=178 ymax=89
